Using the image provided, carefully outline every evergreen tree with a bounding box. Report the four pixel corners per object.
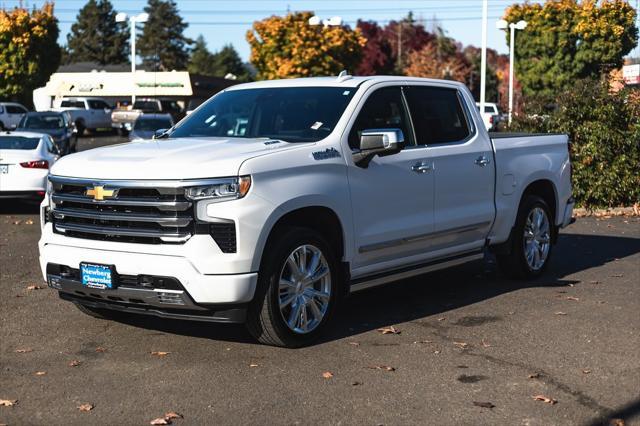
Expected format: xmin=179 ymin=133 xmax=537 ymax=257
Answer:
xmin=66 ymin=0 xmax=128 ymax=65
xmin=138 ymin=0 xmax=192 ymax=71
xmin=187 ymin=35 xmax=215 ymax=76
xmin=212 ymin=45 xmax=250 ymax=81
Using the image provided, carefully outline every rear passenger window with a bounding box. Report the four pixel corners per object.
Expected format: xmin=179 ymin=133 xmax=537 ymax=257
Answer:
xmin=405 ymin=86 xmax=471 ymax=145
xmin=88 ymin=100 xmax=109 ymax=110
xmin=348 ymin=87 xmax=414 ymax=149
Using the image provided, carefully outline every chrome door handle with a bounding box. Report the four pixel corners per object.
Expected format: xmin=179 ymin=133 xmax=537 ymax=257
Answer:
xmin=411 ymin=162 xmax=432 ymax=174
xmin=475 ymin=155 xmax=491 ymax=167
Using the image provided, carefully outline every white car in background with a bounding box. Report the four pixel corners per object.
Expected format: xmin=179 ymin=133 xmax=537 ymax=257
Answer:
xmin=476 ymin=102 xmax=502 ymax=131
xmin=0 ymin=102 xmax=29 ymax=130
xmin=0 ymin=131 xmax=60 ymax=200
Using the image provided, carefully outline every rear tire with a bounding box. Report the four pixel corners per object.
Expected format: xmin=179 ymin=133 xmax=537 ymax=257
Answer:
xmin=497 ymin=195 xmax=554 ymax=279
xmin=246 ymin=227 xmax=342 ymax=348
xmin=0 ymin=121 xmax=5 ymax=130
xmin=75 ymin=120 xmax=86 ymax=137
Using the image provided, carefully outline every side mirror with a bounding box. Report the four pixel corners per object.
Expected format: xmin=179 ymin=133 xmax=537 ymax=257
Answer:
xmin=152 ymin=128 xmax=170 ymax=140
xmin=353 ymin=128 xmax=405 ymax=168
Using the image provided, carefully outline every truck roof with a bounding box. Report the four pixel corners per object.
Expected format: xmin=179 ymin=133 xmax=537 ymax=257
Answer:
xmin=226 ymin=75 xmax=467 ymax=91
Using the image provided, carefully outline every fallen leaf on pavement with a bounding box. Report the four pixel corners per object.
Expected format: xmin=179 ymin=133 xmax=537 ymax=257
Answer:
xmin=608 ymin=418 xmax=625 ymax=426
xmin=26 ymin=285 xmax=44 ymax=291
xmin=528 ymin=373 xmax=541 ymax=379
xmin=77 ymin=403 xmax=94 ymax=412
xmin=348 ymin=342 xmax=360 ymax=346
xmin=590 ymin=280 xmax=601 ymax=285
xmin=351 ymin=381 xmax=362 ymax=386
xmin=322 ymin=371 xmax=334 ymax=379
xmin=68 ymin=360 xmax=81 ymax=367
xmin=582 ymin=369 xmax=591 ymax=374
xmin=413 ymin=340 xmax=433 ymax=344
xmin=480 ymin=339 xmax=492 ymax=347
xmin=377 ymin=326 xmax=400 ymax=335
xmin=453 ymin=342 xmax=469 ymax=349
xmin=532 ymin=395 xmax=557 ymax=404
xmin=12 ymin=220 xmax=21 ymax=225
xmin=164 ymin=412 xmax=183 ymax=420
xmin=34 ymin=371 xmax=46 ymax=376
xmin=150 ymin=418 xmax=170 ymax=425
xmin=555 ymin=311 xmax=567 ymax=315
xmin=249 ymin=363 xmax=258 ymax=368
xmin=437 ymin=317 xmax=446 ymax=321
xmin=24 ymin=219 xmax=34 ymax=225
xmin=0 ymin=399 xmax=17 ymax=407
xmin=367 ymin=365 xmax=396 ymax=372
xmin=95 ymin=347 xmax=106 ymax=353
xmin=565 ymin=296 xmax=580 ymax=302
xmin=473 ymin=401 xmax=495 ymax=409
xmin=611 ymin=274 xmax=623 ymax=278
xmin=433 ymin=350 xmax=441 ymax=354
xmin=15 ymin=348 xmax=33 ymax=353
xmin=151 ymin=351 xmax=170 ymax=357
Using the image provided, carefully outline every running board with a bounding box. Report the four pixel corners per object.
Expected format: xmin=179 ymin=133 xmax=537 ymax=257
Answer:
xmin=349 ymin=251 xmax=484 ymax=293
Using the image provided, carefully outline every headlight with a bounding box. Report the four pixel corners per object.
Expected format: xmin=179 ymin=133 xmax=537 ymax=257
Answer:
xmin=185 ymin=176 xmax=251 ymax=202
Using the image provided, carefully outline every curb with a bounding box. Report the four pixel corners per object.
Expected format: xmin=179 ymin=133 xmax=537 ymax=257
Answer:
xmin=574 ymin=205 xmax=640 ymax=218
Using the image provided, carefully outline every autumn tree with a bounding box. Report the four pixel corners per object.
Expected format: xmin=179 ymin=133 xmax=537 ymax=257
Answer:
xmin=504 ymin=0 xmax=638 ymax=100
xmin=246 ymin=12 xmax=366 ymax=80
xmin=0 ymin=3 xmax=60 ymax=106
xmin=355 ymin=21 xmax=394 ymax=75
xmin=404 ymin=42 xmax=470 ymax=83
xmin=189 ymin=36 xmax=251 ymax=81
xmin=66 ymin=0 xmax=128 ymax=65
xmin=138 ymin=0 xmax=192 ymax=71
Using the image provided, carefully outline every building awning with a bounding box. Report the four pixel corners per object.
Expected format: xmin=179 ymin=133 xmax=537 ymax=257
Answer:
xmin=39 ymin=71 xmax=193 ymax=98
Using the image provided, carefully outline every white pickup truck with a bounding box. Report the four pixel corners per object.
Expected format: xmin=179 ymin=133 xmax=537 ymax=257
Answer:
xmin=39 ymin=76 xmax=574 ymax=347
xmin=53 ymin=97 xmax=113 ymax=136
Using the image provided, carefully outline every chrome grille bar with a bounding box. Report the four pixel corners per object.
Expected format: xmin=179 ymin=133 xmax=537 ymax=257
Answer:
xmin=52 ymin=207 xmax=192 ymax=227
xmin=54 ymin=222 xmax=192 ymax=243
xmin=51 ymin=194 xmax=191 ymax=211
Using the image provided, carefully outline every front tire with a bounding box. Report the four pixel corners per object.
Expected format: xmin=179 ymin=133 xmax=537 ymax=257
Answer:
xmin=246 ymin=227 xmax=342 ymax=348
xmin=497 ymin=195 xmax=554 ymax=279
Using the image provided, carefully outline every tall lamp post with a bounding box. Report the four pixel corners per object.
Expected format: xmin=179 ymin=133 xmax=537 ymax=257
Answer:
xmin=115 ymin=12 xmax=149 ymax=104
xmin=497 ymin=19 xmax=527 ymax=126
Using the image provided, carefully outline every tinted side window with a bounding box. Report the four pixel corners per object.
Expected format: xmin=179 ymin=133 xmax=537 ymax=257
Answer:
xmin=405 ymin=86 xmax=471 ymax=145
xmin=6 ymin=105 xmax=26 ymax=114
xmin=88 ymin=100 xmax=108 ymax=109
xmin=348 ymin=87 xmax=414 ymax=149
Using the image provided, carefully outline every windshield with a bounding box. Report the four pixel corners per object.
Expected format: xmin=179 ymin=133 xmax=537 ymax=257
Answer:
xmin=21 ymin=115 xmax=64 ymax=129
xmin=133 ymin=100 xmax=161 ymax=112
xmin=0 ymin=136 xmax=40 ymax=150
xmin=134 ymin=118 xmax=172 ymax=131
xmin=170 ymin=87 xmax=357 ymax=142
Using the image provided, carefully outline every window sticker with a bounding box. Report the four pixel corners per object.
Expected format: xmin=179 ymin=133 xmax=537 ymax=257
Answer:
xmin=310 ymin=121 xmax=323 ymax=130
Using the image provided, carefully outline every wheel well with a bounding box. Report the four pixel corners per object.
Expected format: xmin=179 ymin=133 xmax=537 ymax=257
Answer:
xmin=266 ymin=206 xmax=345 ymax=261
xmin=522 ymin=179 xmax=557 ymax=224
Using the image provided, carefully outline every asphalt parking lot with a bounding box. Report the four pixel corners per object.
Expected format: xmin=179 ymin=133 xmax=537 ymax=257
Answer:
xmin=1 ymin=134 xmax=639 ymax=425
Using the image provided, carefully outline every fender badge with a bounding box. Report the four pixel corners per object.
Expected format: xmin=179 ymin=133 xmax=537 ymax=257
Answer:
xmin=312 ymin=148 xmax=341 ymax=161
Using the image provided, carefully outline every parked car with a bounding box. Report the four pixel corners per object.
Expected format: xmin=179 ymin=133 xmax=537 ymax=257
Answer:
xmin=0 ymin=131 xmax=60 ymax=200
xmin=129 ymin=114 xmax=174 ymax=140
xmin=40 ymin=76 xmax=574 ymax=348
xmin=0 ymin=102 xmax=28 ymax=130
xmin=112 ymin=98 xmax=183 ymax=135
xmin=476 ymin=102 xmax=502 ymax=131
xmin=17 ymin=111 xmax=76 ymax=154
xmin=53 ymin=97 xmax=112 ymax=136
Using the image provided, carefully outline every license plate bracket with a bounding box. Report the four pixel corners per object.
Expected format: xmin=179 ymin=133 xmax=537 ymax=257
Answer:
xmin=80 ymin=263 xmax=116 ymax=289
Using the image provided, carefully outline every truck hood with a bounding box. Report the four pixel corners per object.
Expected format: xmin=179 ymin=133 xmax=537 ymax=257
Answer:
xmin=50 ymin=136 xmax=302 ymax=180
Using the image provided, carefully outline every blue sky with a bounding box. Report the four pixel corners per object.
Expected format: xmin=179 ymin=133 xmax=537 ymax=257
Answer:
xmin=5 ymin=0 xmax=640 ymax=60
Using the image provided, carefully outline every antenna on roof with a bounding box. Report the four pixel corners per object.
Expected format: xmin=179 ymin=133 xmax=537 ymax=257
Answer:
xmin=336 ymin=70 xmax=352 ymax=82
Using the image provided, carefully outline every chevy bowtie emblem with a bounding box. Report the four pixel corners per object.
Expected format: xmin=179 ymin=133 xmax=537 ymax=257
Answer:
xmin=86 ymin=185 xmax=116 ymax=201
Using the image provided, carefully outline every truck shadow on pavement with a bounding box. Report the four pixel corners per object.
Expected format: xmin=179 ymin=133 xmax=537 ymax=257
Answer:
xmin=0 ymin=199 xmax=41 ymax=215
xmin=109 ymin=230 xmax=640 ymax=346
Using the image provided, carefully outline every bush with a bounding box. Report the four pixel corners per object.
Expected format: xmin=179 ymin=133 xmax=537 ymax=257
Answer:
xmin=511 ymin=78 xmax=640 ymax=208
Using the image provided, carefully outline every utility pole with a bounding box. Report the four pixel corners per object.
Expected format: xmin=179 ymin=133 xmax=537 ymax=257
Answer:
xmin=479 ymin=0 xmax=488 ymax=117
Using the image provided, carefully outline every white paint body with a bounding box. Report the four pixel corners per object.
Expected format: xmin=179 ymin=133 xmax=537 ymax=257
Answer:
xmin=39 ymin=76 xmax=573 ymax=305
xmin=53 ymin=97 xmax=112 ymax=130
xmin=0 ymin=132 xmax=59 ymax=195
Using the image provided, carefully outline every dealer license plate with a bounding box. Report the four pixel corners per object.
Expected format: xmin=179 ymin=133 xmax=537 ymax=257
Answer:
xmin=80 ymin=263 xmax=115 ymax=289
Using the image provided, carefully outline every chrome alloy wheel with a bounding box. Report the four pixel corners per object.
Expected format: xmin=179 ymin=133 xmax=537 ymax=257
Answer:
xmin=278 ymin=244 xmax=331 ymax=334
xmin=523 ymin=207 xmax=551 ymax=271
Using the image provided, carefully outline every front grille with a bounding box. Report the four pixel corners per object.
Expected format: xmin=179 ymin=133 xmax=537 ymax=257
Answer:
xmin=50 ymin=177 xmax=195 ymax=244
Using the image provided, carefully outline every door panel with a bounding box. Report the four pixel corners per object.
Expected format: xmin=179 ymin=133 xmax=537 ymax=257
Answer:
xmin=346 ymin=86 xmax=435 ymax=273
xmin=404 ymin=85 xmax=495 ymax=251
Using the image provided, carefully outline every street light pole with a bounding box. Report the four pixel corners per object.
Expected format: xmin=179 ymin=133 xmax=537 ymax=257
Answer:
xmin=479 ymin=0 xmax=488 ymax=116
xmin=116 ymin=12 xmax=149 ymax=104
xmin=497 ymin=19 xmax=527 ymax=126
